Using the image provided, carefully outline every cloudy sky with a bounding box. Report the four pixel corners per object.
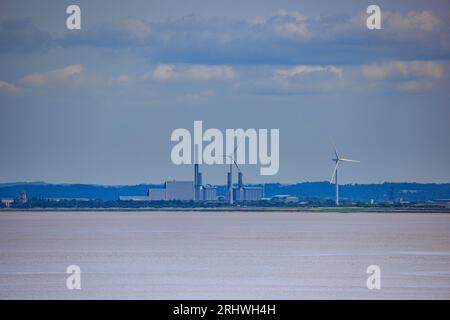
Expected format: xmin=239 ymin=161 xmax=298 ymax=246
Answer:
xmin=0 ymin=0 xmax=449 ymax=185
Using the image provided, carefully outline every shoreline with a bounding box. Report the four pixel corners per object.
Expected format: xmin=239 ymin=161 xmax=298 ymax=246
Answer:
xmin=1 ymin=206 xmax=449 ymax=213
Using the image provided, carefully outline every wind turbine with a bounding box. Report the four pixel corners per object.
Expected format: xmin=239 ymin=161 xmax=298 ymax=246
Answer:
xmin=221 ymin=155 xmax=242 ymax=205
xmin=330 ymin=139 xmax=359 ymax=206
xmin=220 ymin=138 xmax=244 ymax=205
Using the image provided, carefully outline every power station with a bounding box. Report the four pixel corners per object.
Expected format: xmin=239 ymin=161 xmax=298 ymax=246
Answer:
xmin=144 ymin=163 xmax=263 ymax=203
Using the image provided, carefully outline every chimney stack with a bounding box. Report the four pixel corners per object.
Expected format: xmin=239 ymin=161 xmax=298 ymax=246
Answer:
xmin=194 ymin=163 xmax=199 ymax=187
xmin=238 ymin=172 xmax=243 ymax=189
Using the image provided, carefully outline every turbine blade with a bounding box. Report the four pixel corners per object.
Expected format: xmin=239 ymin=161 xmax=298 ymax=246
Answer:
xmin=232 ymin=136 xmax=244 ymax=155
xmin=217 ymin=154 xmax=232 ymax=164
xmin=233 ymin=159 xmax=241 ymax=172
xmin=340 ymin=158 xmax=360 ymax=163
xmin=330 ymin=163 xmax=339 ymax=184
xmin=330 ymin=137 xmax=339 ymax=159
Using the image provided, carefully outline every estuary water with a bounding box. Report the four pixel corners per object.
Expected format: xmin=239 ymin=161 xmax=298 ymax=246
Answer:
xmin=0 ymin=211 xmax=449 ymax=299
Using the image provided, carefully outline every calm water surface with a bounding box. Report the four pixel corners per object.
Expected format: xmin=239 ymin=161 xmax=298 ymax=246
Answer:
xmin=0 ymin=211 xmax=449 ymax=299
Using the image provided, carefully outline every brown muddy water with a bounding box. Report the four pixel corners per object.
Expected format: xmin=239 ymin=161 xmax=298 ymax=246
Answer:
xmin=0 ymin=211 xmax=449 ymax=299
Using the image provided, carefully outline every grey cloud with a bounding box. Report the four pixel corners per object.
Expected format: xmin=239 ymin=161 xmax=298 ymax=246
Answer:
xmin=0 ymin=80 xmax=20 ymax=94
xmin=54 ymin=9 xmax=450 ymax=65
xmin=151 ymin=64 xmax=236 ymax=81
xmin=1 ymin=9 xmax=450 ymax=65
xmin=21 ymin=64 xmax=84 ymax=87
xmin=60 ymin=18 xmax=152 ymax=48
xmin=0 ymin=19 xmax=54 ymax=52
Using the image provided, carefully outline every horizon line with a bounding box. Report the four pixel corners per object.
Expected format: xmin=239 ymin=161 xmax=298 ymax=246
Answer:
xmin=1 ymin=180 xmax=450 ymax=187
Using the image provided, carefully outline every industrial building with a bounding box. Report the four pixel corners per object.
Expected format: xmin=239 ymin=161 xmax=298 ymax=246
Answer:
xmin=241 ymin=187 xmax=264 ymax=201
xmin=228 ymin=171 xmax=263 ymax=202
xmin=165 ymin=180 xmax=194 ymax=200
xmin=233 ymin=186 xmax=263 ymax=202
xmin=149 ymin=188 xmax=166 ymax=201
xmin=194 ymin=163 xmax=202 ymax=200
xmin=145 ymin=181 xmax=196 ymax=201
xmin=202 ymin=185 xmax=217 ymax=201
xmin=145 ymin=164 xmax=217 ymax=202
xmin=126 ymin=163 xmax=262 ymax=203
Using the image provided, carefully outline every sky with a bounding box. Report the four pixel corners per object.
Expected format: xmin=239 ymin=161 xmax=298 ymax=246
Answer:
xmin=0 ymin=0 xmax=450 ymax=185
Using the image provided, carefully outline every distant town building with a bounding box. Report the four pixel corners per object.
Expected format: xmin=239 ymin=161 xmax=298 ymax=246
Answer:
xmin=119 ymin=196 xmax=150 ymax=201
xmin=271 ymin=195 xmax=299 ymax=202
xmin=431 ymin=199 xmax=450 ymax=209
xmin=19 ymin=190 xmax=27 ymax=204
xmin=0 ymin=198 xmax=14 ymax=207
xmin=46 ymin=198 xmax=92 ymax=202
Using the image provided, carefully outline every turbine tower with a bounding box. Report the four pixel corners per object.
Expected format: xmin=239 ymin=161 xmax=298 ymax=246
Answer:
xmin=221 ymin=138 xmax=243 ymax=206
xmin=330 ymin=139 xmax=359 ymax=206
xmin=222 ymin=155 xmax=241 ymax=205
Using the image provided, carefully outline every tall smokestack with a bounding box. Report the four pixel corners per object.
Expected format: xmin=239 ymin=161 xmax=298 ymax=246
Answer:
xmin=238 ymin=172 xmax=243 ymax=189
xmin=194 ymin=163 xmax=199 ymax=187
xmin=227 ymin=172 xmax=231 ymax=201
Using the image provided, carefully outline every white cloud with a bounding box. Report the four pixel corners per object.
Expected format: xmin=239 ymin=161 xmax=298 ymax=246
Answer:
xmin=184 ymin=65 xmax=236 ymax=80
xmin=275 ymin=22 xmax=309 ymax=40
xmin=119 ymin=19 xmax=151 ymax=41
xmin=251 ymin=10 xmax=310 ymax=40
xmin=21 ymin=64 xmax=84 ymax=87
xmin=107 ymin=74 xmax=131 ymax=86
xmin=0 ymin=81 xmax=20 ymax=94
xmin=350 ymin=10 xmax=442 ymax=33
xmin=362 ymin=61 xmax=444 ymax=80
xmin=271 ymin=10 xmax=310 ymax=40
xmin=54 ymin=9 xmax=449 ymax=66
xmin=398 ymin=80 xmax=432 ymax=91
xmin=275 ymin=9 xmax=308 ymax=22
xmin=0 ymin=65 xmax=85 ymax=94
xmin=253 ymin=9 xmax=307 ymax=24
xmin=185 ymin=90 xmax=215 ymax=103
xmin=152 ymin=64 xmax=175 ymax=81
xmin=386 ymin=11 xmax=442 ymax=32
xmin=152 ymin=64 xmax=236 ymax=81
xmin=116 ymin=74 xmax=130 ymax=82
xmin=275 ymin=65 xmax=343 ymax=79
